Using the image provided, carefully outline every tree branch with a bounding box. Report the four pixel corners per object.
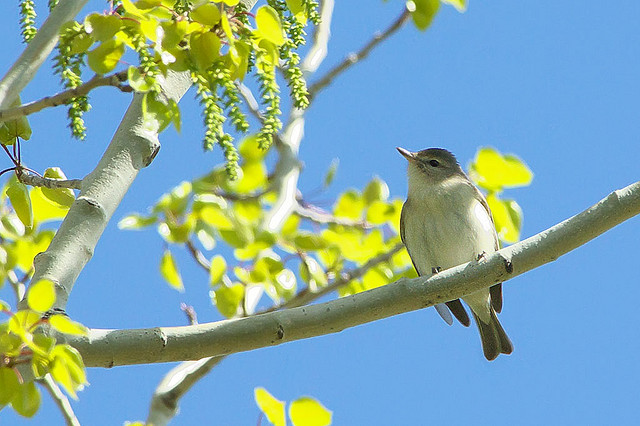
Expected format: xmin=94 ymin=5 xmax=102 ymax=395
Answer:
xmin=39 ymin=374 xmax=81 ymax=426
xmin=308 ymin=7 xmax=410 ymax=100
xmin=0 ymin=71 xmax=129 ymax=122
xmin=295 ymin=203 xmax=372 ymax=229
xmin=0 ymin=0 xmax=89 ymax=109
xmin=146 ymin=357 xmax=225 ymax=426
xmin=18 ymin=70 xmax=193 ymax=310
xmin=18 ymin=171 xmax=83 ymax=190
xmin=65 ymin=180 xmax=640 ymax=367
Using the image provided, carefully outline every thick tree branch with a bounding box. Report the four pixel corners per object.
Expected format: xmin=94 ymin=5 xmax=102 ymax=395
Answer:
xmin=0 ymin=71 xmax=129 ymax=122
xmin=19 ymin=71 xmax=193 ymax=310
xmin=0 ymin=0 xmax=89 ymax=109
xmin=65 ymin=181 xmax=640 ymax=367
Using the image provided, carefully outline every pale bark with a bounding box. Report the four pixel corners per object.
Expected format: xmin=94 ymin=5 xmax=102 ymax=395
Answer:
xmin=64 ymin=180 xmax=640 ymax=367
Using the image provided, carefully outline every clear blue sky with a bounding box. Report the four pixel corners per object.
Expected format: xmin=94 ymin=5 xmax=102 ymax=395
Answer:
xmin=2 ymin=1 xmax=640 ymax=425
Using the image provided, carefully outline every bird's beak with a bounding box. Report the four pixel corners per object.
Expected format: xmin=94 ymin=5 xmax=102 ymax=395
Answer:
xmin=397 ymin=147 xmax=417 ymax=162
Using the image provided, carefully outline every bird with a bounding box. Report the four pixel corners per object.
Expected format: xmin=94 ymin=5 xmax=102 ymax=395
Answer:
xmin=397 ymin=146 xmax=513 ymax=361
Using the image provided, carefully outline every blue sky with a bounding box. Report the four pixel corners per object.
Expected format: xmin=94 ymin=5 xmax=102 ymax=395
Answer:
xmin=2 ymin=1 xmax=640 ymax=424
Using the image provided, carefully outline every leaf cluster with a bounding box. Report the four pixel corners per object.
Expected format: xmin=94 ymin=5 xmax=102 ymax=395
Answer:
xmin=0 ymin=280 xmax=87 ymax=418
xmin=49 ymin=0 xmax=319 ymax=176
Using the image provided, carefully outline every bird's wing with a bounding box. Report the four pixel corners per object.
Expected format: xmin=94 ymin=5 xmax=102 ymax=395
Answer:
xmin=400 ymin=201 xmax=469 ymax=326
xmin=469 ymin=181 xmax=503 ymax=313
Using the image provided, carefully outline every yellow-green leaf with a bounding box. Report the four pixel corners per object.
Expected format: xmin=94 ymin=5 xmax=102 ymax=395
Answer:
xmin=239 ymin=134 xmax=268 ymax=161
xmin=209 ymin=255 xmax=226 ymax=285
xmin=469 ymin=147 xmax=533 ymax=191
xmin=190 ymin=31 xmax=221 ymax=71
xmin=408 ymin=0 xmax=440 ymax=31
xmin=27 ymin=279 xmax=56 ymax=313
xmin=41 ymin=167 xmax=75 ymax=208
xmin=191 ymin=2 xmax=221 ymax=27
xmin=84 ymin=13 xmax=123 ymax=42
xmin=286 ymin=0 xmax=308 ymax=25
xmin=118 ymin=213 xmax=157 ymax=230
xmin=333 ymin=190 xmax=364 ymax=220
xmin=30 ymin=187 xmax=69 ymax=223
xmin=87 ymin=38 xmax=125 ymax=74
xmin=0 ymin=96 xmax=32 ymax=144
xmin=254 ymin=387 xmax=285 ymax=426
xmin=160 ymin=250 xmax=184 ymax=291
xmin=50 ymin=345 xmax=87 ymax=399
xmin=487 ymin=193 xmax=521 ymax=244
xmin=289 ymin=396 xmax=333 ymax=426
xmin=0 ymin=367 xmax=20 ymax=405
xmin=363 ymin=176 xmax=389 ymax=204
xmin=10 ymin=381 xmax=40 ymax=418
xmin=255 ymin=6 xmax=285 ymax=46
xmin=7 ymin=179 xmax=33 ymax=228
xmin=442 ymin=0 xmax=467 ymax=12
xmin=49 ymin=314 xmax=88 ymax=336
xmin=212 ymin=283 xmax=244 ymax=318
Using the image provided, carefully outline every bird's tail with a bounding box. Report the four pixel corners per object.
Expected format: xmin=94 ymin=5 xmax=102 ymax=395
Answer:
xmin=471 ymin=308 xmax=513 ymax=361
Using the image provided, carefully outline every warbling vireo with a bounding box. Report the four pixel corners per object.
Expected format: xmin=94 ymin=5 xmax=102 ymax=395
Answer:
xmin=397 ymin=147 xmax=513 ymax=361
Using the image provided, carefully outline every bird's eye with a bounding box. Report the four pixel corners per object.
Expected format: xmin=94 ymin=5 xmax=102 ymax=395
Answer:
xmin=428 ymin=159 xmax=440 ymax=167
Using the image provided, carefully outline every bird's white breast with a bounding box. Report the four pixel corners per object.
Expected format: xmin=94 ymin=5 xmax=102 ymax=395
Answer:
xmin=403 ymin=177 xmax=496 ymax=276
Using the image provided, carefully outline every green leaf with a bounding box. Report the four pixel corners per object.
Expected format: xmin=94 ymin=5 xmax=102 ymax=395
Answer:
xmin=486 ymin=193 xmax=521 ymax=244
xmin=190 ymin=2 xmax=221 ymax=27
xmin=254 ymin=387 xmax=286 ymax=426
xmin=30 ymin=187 xmax=69 ymax=223
xmin=87 ymin=38 xmax=125 ymax=74
xmin=84 ymin=13 xmax=123 ymax=42
xmin=442 ymin=0 xmax=467 ymax=12
xmin=0 ymin=96 xmax=31 ymax=144
xmin=157 ymin=217 xmax=195 ymax=244
xmin=363 ymin=176 xmax=389 ymax=204
xmin=366 ymin=200 xmax=395 ymax=225
xmin=27 ymin=279 xmax=56 ymax=313
xmin=50 ymin=345 xmax=86 ymax=399
xmin=408 ymin=0 xmax=440 ymax=31
xmin=0 ymin=367 xmax=20 ymax=406
xmin=333 ymin=190 xmax=364 ymax=220
xmin=142 ymin=92 xmax=181 ymax=133
xmin=286 ymin=0 xmax=308 ymax=25
xmin=190 ymin=31 xmax=221 ymax=72
xmin=6 ymin=179 xmax=33 ymax=228
xmin=160 ymin=250 xmax=184 ymax=292
xmin=239 ymin=134 xmax=268 ymax=162
xmin=41 ymin=167 xmax=75 ymax=208
xmin=127 ymin=66 xmax=155 ymax=93
xmin=118 ymin=213 xmax=157 ymax=230
xmin=274 ymin=269 xmax=296 ymax=300
xmin=10 ymin=381 xmax=40 ymax=418
xmin=293 ymin=232 xmax=328 ymax=251
xmin=212 ymin=283 xmax=244 ymax=318
xmin=289 ymin=396 xmax=333 ymax=426
xmin=209 ymin=255 xmax=227 ymax=285
xmin=255 ymin=6 xmax=285 ymax=46
xmin=469 ymin=147 xmax=534 ymax=192
xmin=49 ymin=314 xmax=88 ymax=336
xmin=323 ymin=159 xmax=338 ymax=188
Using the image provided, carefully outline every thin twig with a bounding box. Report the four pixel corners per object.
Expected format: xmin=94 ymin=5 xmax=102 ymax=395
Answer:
xmin=39 ymin=374 xmax=81 ymax=426
xmin=236 ymin=82 xmax=264 ymax=122
xmin=0 ymin=71 xmax=130 ymax=122
xmin=17 ymin=171 xmax=82 ymax=190
xmin=261 ymin=242 xmax=404 ymax=313
xmin=308 ymin=8 xmax=411 ymax=99
xmin=185 ymin=240 xmax=211 ymax=271
xmin=295 ymin=203 xmax=373 ymax=229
